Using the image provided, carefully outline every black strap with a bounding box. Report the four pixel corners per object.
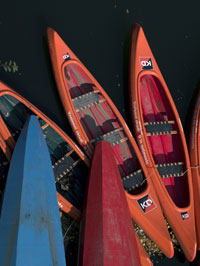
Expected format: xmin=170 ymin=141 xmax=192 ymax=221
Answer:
xmin=122 ymin=170 xmax=145 ymax=191
xmin=145 ymin=121 xmax=174 ymax=135
xmin=73 ymin=91 xmax=100 ymax=110
xmin=157 ymin=162 xmax=184 ymax=178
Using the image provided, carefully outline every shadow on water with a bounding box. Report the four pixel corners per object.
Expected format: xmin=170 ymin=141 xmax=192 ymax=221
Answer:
xmin=122 ymin=32 xmax=133 ymax=132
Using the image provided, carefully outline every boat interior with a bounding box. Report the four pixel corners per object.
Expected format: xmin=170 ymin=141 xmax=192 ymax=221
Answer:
xmin=139 ymin=74 xmax=189 ymax=207
xmin=63 ymin=62 xmax=148 ymax=195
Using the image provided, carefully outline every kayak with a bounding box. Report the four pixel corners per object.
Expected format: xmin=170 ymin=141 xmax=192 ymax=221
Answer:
xmin=80 ymin=141 xmax=142 ymax=266
xmin=189 ymin=89 xmax=200 ymax=249
xmin=47 ymin=27 xmax=174 ymax=258
xmin=129 ymin=23 xmax=196 ymax=261
xmin=0 ymin=115 xmax=66 ymax=266
xmin=0 ymin=81 xmax=89 ymax=220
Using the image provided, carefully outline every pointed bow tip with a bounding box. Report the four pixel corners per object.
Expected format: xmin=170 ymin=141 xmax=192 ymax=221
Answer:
xmin=95 ymin=140 xmax=111 ymax=149
xmin=131 ymin=23 xmax=145 ymax=38
xmin=167 ymin=243 xmax=174 ymax=259
xmin=187 ymin=243 xmax=197 ymax=262
xmin=24 ymin=115 xmax=38 ymax=127
xmin=46 ymin=27 xmax=56 ymax=39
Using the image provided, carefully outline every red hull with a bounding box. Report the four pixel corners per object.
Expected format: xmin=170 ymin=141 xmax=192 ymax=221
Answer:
xmin=80 ymin=141 xmax=142 ymax=266
xmin=47 ymin=27 xmax=174 ymax=257
xmin=129 ymin=24 xmax=196 ymax=261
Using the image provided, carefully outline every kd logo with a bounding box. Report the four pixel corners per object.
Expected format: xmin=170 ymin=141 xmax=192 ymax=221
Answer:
xmin=141 ymin=60 xmax=152 ymax=67
xmin=63 ymin=53 xmax=70 ymax=60
xmin=140 ymin=199 xmax=153 ymax=209
xmin=137 ymin=194 xmax=156 ymax=213
xmin=140 ymin=58 xmax=153 ymax=70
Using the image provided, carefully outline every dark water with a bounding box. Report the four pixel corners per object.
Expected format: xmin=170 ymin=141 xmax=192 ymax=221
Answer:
xmin=0 ymin=0 xmax=200 ymax=265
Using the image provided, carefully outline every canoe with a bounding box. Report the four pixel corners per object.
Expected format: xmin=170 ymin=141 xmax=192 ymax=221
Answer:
xmin=0 ymin=81 xmax=89 ymax=220
xmin=0 ymin=115 xmax=66 ymax=266
xmin=80 ymin=141 xmax=142 ymax=266
xmin=129 ymin=23 xmax=196 ymax=261
xmin=189 ymin=89 xmax=200 ymax=249
xmin=47 ymin=27 xmax=174 ymax=258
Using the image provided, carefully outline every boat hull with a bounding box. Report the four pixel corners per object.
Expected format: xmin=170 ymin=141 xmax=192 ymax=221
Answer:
xmin=0 ymin=115 xmax=66 ymax=266
xmin=47 ymin=27 xmax=174 ymax=258
xmin=80 ymin=141 xmax=142 ymax=266
xmin=129 ymin=23 xmax=196 ymax=261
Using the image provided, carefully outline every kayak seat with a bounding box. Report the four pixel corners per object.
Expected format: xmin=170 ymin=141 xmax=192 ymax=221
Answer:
xmin=122 ymin=169 xmax=144 ymax=191
xmin=72 ymin=91 xmax=105 ymax=111
xmin=156 ymin=162 xmax=184 ymax=178
xmin=144 ymin=120 xmax=177 ymax=136
xmin=53 ymin=150 xmax=81 ymax=181
xmin=90 ymin=127 xmax=128 ymax=146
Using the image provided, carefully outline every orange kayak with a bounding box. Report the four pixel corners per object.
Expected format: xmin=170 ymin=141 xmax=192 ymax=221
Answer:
xmin=47 ymin=27 xmax=174 ymax=258
xmin=189 ymin=89 xmax=200 ymax=249
xmin=136 ymin=237 xmax=153 ymax=266
xmin=129 ymin=24 xmax=196 ymax=261
xmin=0 ymin=81 xmax=90 ymax=221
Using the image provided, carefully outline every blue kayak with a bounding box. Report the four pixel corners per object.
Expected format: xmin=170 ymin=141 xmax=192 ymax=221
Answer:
xmin=0 ymin=115 xmax=66 ymax=266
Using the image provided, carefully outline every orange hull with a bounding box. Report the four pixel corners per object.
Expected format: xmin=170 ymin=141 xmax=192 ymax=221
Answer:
xmin=189 ymin=89 xmax=200 ymax=249
xmin=0 ymin=81 xmax=90 ymax=221
xmin=129 ymin=24 xmax=196 ymax=261
xmin=136 ymin=237 xmax=153 ymax=266
xmin=47 ymin=27 xmax=174 ymax=258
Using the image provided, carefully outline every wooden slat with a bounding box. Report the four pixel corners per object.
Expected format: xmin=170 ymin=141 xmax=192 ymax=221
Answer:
xmin=144 ymin=120 xmax=175 ymax=126
xmin=41 ymin=123 xmax=49 ymax=130
xmin=146 ymin=130 xmax=177 ymax=136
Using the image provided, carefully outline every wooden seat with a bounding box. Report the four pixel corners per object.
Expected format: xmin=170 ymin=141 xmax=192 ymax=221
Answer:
xmin=41 ymin=122 xmax=49 ymax=130
xmin=156 ymin=162 xmax=184 ymax=178
xmin=144 ymin=120 xmax=177 ymax=136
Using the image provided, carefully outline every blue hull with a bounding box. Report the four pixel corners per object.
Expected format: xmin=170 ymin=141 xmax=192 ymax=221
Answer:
xmin=0 ymin=115 xmax=66 ymax=266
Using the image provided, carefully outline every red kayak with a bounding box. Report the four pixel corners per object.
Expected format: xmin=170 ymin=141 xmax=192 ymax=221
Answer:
xmin=129 ymin=24 xmax=196 ymax=261
xmin=80 ymin=141 xmax=151 ymax=266
xmin=47 ymin=27 xmax=174 ymax=258
xmin=189 ymin=89 xmax=200 ymax=249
